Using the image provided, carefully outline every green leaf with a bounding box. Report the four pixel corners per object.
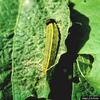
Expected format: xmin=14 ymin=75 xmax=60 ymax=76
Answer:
xmin=71 ymin=0 xmax=100 ymax=54
xmin=0 ymin=0 xmax=19 ymax=99
xmin=12 ymin=0 xmax=69 ymax=99
xmin=72 ymin=54 xmax=100 ymax=100
xmin=70 ymin=0 xmax=100 ymax=99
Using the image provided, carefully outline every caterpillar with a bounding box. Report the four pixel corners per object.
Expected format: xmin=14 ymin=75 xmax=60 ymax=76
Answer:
xmin=42 ymin=19 xmax=60 ymax=75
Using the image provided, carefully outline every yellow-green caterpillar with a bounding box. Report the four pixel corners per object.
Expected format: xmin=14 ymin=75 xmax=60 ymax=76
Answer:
xmin=42 ymin=19 xmax=60 ymax=75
